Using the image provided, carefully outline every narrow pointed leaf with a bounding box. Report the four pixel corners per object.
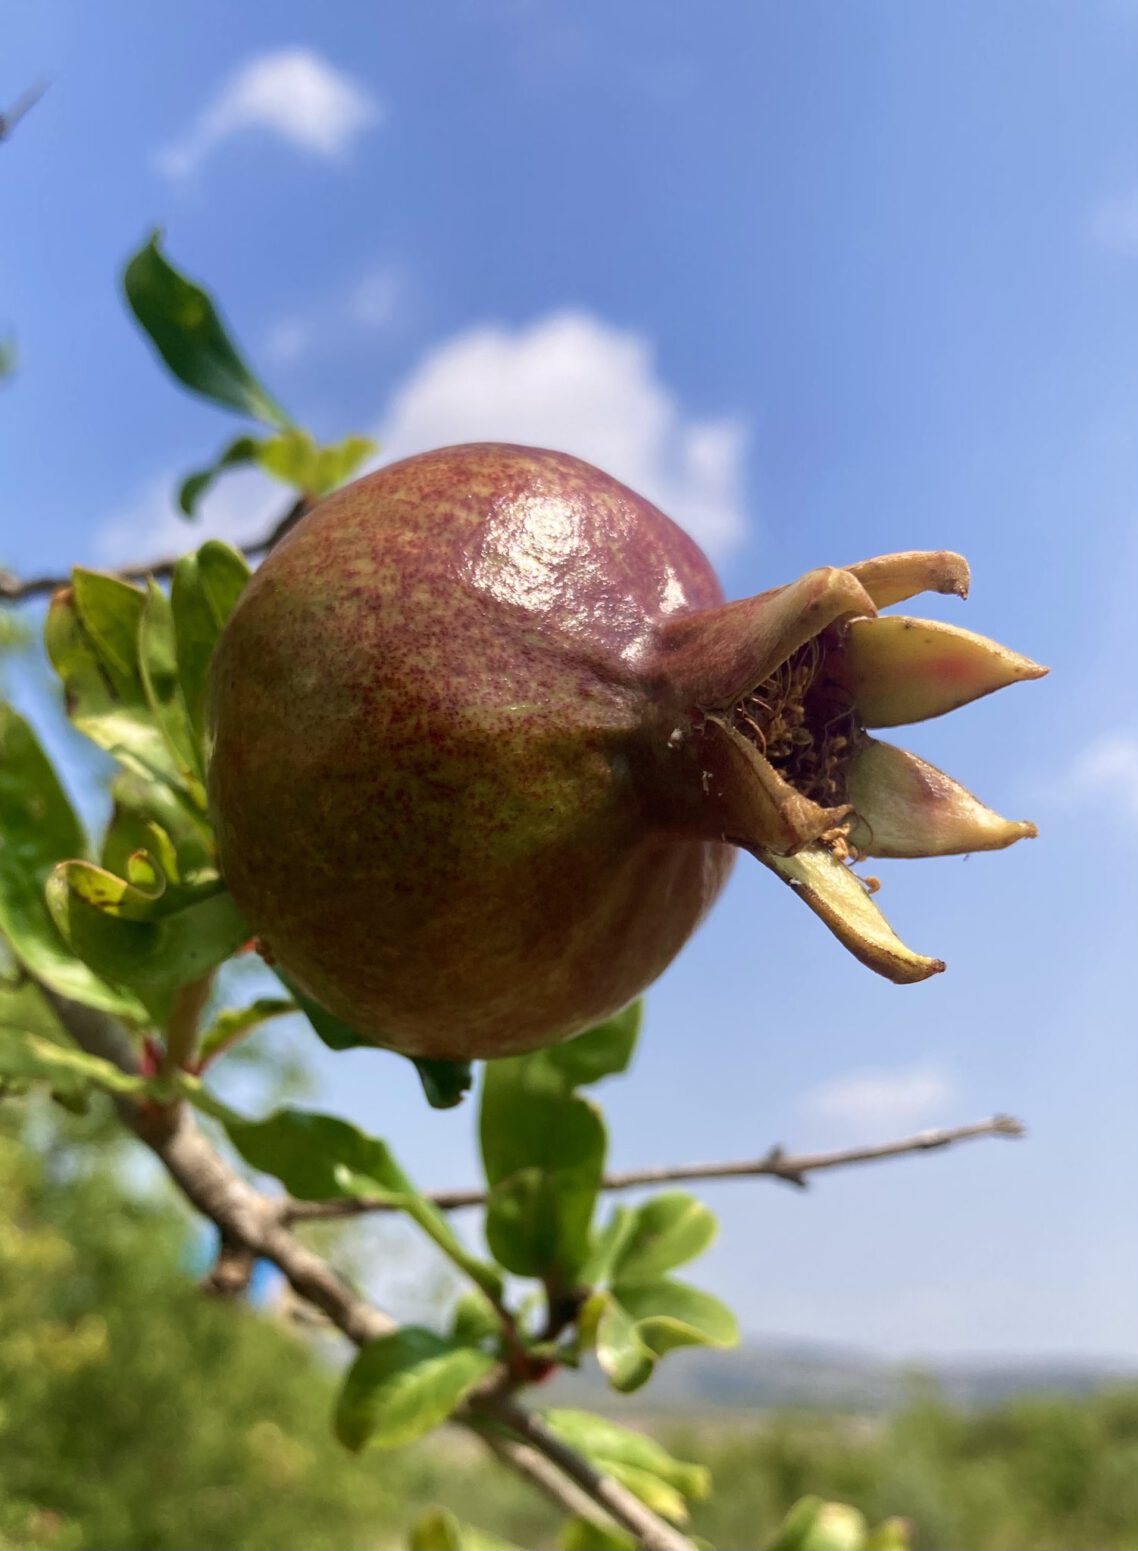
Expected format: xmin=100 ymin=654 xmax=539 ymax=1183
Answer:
xmin=334 ymin=1327 xmax=494 ymax=1452
xmin=139 ymin=579 xmax=206 ymax=786
xmin=123 ymin=233 xmax=290 ymax=428
xmin=846 ymin=738 xmax=1038 ymax=858
xmin=0 ymin=1027 xmax=152 ymax=1102
xmin=170 ymin=541 xmax=250 ymax=753
xmin=197 ymin=996 xmax=295 ymax=1066
xmin=178 ymin=434 xmax=265 ymax=516
xmin=836 ymin=615 xmax=1047 ymax=729
xmin=760 ymin=845 xmax=944 ymax=985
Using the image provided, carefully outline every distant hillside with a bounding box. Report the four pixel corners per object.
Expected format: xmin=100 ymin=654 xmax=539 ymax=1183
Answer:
xmin=546 ymin=1338 xmax=1138 ymax=1416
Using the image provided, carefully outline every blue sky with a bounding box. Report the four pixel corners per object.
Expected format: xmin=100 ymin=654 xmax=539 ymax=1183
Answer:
xmin=3 ymin=1 xmax=1137 ymax=1362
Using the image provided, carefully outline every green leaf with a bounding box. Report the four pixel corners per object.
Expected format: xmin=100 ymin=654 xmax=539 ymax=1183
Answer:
xmin=593 ymin=1277 xmax=737 ymax=1395
xmin=334 ymin=1328 xmax=494 ymax=1452
xmin=122 ymin=233 xmax=290 ymax=428
xmin=544 ymin=1002 xmax=642 ymax=1088
xmin=866 ymin=1520 xmax=911 ymax=1551
xmin=178 ymin=434 xmax=265 ymax=517
xmin=0 ymin=703 xmax=144 ymax=1020
xmin=579 ymin=1207 xmax=638 ymax=1289
xmin=412 ymin=1057 xmax=474 ymax=1110
xmin=170 ymin=540 xmax=250 ymax=755
xmin=51 ymin=858 xmax=167 ymax=922
xmin=595 ymin=1294 xmax=655 ymax=1394
xmin=223 ymin=1105 xmax=393 ymax=1200
xmin=612 ymin=1278 xmax=739 ymax=1357
xmin=256 ymin=428 xmax=377 ymax=496
xmin=449 ymin=1290 xmax=502 ymax=1348
xmin=45 ymin=870 xmax=247 ymax=1028
xmin=0 ymin=974 xmax=66 ymax=1040
xmin=283 ymin=978 xmax=469 ymax=1110
xmin=609 ymin=1193 xmax=718 ymax=1283
xmin=544 ymin=1410 xmax=710 ymax=1507
xmin=197 ymin=996 xmax=295 ymax=1066
xmin=223 ymin=1105 xmax=501 ymax=1297
xmin=281 ymin=978 xmax=372 ymax=1052
xmin=0 ymin=980 xmax=87 ymax=1109
xmin=101 ymin=770 xmax=214 ymax=883
xmin=139 ymin=580 xmax=204 ymax=785
xmin=71 ymin=569 xmax=145 ymax=693
xmin=0 ymin=1027 xmax=153 ymax=1104
xmin=45 ymin=577 xmax=187 ymax=795
xmin=559 ymin=1518 xmax=635 ymax=1551
xmin=765 ymin=1498 xmax=869 ymax=1551
xmin=473 ymin=1007 xmax=640 ymax=1273
xmin=596 ymin=1464 xmax=688 ymax=1525
xmin=408 ymin=1508 xmax=523 ymax=1551
xmin=482 ymin=1090 xmax=605 ymax=1279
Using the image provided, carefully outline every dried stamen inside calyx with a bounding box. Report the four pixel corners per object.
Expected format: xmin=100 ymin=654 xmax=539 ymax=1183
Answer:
xmin=730 ymin=629 xmax=863 ymax=846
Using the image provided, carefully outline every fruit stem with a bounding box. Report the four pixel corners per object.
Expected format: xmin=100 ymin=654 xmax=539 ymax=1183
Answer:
xmin=161 ymin=972 xmax=215 ymax=1077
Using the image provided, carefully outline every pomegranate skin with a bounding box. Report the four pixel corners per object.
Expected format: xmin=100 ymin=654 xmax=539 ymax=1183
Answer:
xmin=207 ymin=444 xmax=734 ymax=1060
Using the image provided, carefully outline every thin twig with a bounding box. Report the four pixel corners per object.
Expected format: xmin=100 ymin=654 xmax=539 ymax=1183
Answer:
xmin=0 ymin=81 xmax=48 ymax=141
xmin=282 ymin=1115 xmax=1026 ymax=1222
xmin=39 ymin=987 xmax=695 ymax=1551
xmin=0 ymin=497 xmax=307 ymax=603
xmin=487 ymin=1398 xmax=696 ymax=1551
xmin=483 ymin=1432 xmax=627 ymax=1538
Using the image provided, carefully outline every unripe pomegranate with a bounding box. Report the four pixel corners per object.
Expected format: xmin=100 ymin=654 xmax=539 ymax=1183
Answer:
xmin=207 ymin=443 xmax=1044 ymax=1061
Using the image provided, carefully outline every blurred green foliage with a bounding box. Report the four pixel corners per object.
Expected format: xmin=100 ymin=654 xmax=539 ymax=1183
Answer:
xmin=2 ymin=1097 xmax=1137 ymax=1551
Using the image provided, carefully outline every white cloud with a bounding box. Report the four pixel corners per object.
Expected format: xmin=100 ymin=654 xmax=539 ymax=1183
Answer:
xmin=1090 ymin=190 xmax=1138 ymax=257
xmin=157 ymin=49 xmax=382 ymax=179
xmin=374 ymin=311 xmax=748 ymax=557
xmin=97 ymin=310 xmax=747 ymax=568
xmin=94 ymin=466 xmax=284 ymax=570
xmin=803 ymin=1064 xmax=955 ymax=1136
xmin=348 ymin=267 xmax=401 ymax=328
xmin=1052 ymin=733 xmax=1138 ymax=826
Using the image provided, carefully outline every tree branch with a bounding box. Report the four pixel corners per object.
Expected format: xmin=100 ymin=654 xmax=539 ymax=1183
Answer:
xmin=0 ymin=497 xmax=307 ymax=603
xmin=483 ymin=1420 xmax=694 ymax=1551
xmin=0 ymin=81 xmax=48 ymax=141
xmin=282 ymin=1115 xmax=1025 ymax=1222
xmin=41 ymin=988 xmax=695 ymax=1551
xmin=482 ymin=1432 xmax=628 ymax=1540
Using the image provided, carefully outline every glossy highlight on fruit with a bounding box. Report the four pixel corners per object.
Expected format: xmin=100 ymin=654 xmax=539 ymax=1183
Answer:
xmin=207 ymin=443 xmax=1044 ymax=1060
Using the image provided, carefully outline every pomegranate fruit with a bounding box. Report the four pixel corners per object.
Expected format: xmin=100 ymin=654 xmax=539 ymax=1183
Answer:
xmin=207 ymin=443 xmax=1044 ymax=1061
